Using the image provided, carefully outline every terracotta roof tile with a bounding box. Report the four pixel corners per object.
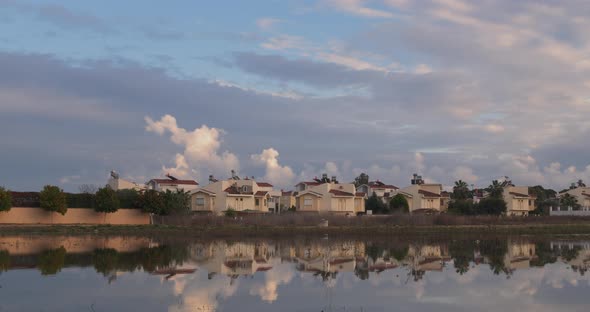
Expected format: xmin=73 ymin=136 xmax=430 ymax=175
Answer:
xmin=256 ymin=182 xmax=273 ymax=187
xmin=151 ymin=178 xmax=198 ymax=185
xmin=418 ymin=189 xmax=441 ymax=197
xmin=255 ymin=191 xmax=269 ymax=197
xmin=509 ymin=192 xmax=530 ymax=198
xmin=355 ymin=192 xmax=366 ymax=197
xmin=329 ymin=189 xmax=355 ymax=197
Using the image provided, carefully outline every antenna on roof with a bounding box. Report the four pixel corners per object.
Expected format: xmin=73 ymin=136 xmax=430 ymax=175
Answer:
xmin=110 ymin=170 xmax=119 ymax=179
xmin=166 ymin=173 xmax=178 ymax=181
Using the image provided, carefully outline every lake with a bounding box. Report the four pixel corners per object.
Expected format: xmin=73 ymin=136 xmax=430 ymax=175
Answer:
xmin=0 ymin=234 xmax=589 ymax=311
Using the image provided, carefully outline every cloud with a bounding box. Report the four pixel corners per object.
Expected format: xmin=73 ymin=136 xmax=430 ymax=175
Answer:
xmin=145 ymin=115 xmax=239 ymax=181
xmin=256 ymin=18 xmax=282 ymax=31
xmin=251 ymin=148 xmax=296 ymax=187
xmin=324 ymin=0 xmax=394 ymax=18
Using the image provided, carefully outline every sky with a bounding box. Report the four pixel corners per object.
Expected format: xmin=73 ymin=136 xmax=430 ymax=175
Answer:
xmin=1 ymin=0 xmax=590 ymax=192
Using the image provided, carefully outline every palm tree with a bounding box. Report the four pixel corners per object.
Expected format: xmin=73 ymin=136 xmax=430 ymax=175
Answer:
xmin=452 ymin=180 xmax=470 ymax=200
xmin=577 ymin=179 xmax=586 ymax=188
xmin=487 ymin=180 xmax=504 ymax=198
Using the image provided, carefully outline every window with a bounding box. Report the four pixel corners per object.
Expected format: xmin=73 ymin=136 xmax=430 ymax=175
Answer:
xmin=304 ymin=198 xmax=313 ymax=207
xmin=255 ymin=198 xmax=260 ymax=206
xmin=195 ymin=198 xmax=205 ymax=206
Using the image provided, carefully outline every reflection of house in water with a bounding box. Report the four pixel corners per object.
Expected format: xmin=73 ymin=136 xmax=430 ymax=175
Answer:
xmin=551 ymin=241 xmax=590 ymax=275
xmin=191 ymin=241 xmax=276 ymax=280
xmin=289 ymin=241 xmax=366 ymax=281
xmin=403 ymin=244 xmax=450 ymax=281
xmin=504 ymin=240 xmax=536 ymax=270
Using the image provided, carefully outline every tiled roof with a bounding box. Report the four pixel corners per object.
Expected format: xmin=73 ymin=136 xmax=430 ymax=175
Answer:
xmin=355 ymin=192 xmax=366 ymax=197
xmin=255 ymin=191 xmax=269 ymax=197
xmin=256 ymin=182 xmax=273 ymax=187
xmin=370 ymin=183 xmax=398 ymax=189
xmin=418 ymin=189 xmax=441 ymax=197
xmin=151 ymin=178 xmax=198 ymax=185
xmin=509 ymin=192 xmax=530 ymax=198
xmin=329 ymin=189 xmax=355 ymax=197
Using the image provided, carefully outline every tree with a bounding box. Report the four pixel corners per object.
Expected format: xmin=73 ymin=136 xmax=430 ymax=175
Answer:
xmin=366 ymin=193 xmax=388 ymax=214
xmin=161 ymin=190 xmax=190 ymax=215
xmin=486 ymin=180 xmax=504 ymax=198
xmin=95 ymin=186 xmax=120 ymax=222
xmin=139 ymin=190 xmax=164 ymax=215
xmin=0 ymin=250 xmax=9 ymax=272
xmin=448 ymin=199 xmax=476 ymax=215
xmin=39 ymin=185 xmax=67 ymax=218
xmin=0 ymin=186 xmax=12 ymax=213
xmin=560 ymin=193 xmax=580 ymax=210
xmin=78 ymin=184 xmax=98 ymax=194
xmin=529 ymin=185 xmax=557 ymax=215
xmin=389 ymin=194 xmax=409 ymax=213
xmin=577 ymin=179 xmax=586 ymax=187
xmin=476 ymin=197 xmax=507 ymax=215
xmin=452 ymin=180 xmax=471 ymax=200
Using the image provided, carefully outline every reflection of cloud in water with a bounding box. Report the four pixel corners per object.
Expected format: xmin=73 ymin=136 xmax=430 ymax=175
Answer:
xmin=167 ymin=273 xmax=239 ymax=312
xmin=249 ymin=259 xmax=294 ymax=302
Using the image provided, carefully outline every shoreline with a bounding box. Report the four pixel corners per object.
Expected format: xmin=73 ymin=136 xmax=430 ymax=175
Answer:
xmin=3 ymin=223 xmax=590 ymax=238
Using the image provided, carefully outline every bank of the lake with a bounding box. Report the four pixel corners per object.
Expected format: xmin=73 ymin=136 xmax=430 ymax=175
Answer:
xmin=3 ymin=222 xmax=590 ymax=238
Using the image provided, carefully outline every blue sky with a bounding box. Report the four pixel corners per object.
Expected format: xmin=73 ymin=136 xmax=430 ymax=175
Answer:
xmin=1 ymin=0 xmax=590 ymax=191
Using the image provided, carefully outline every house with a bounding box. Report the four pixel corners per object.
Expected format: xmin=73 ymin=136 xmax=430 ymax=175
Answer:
xmin=146 ymin=174 xmax=199 ymax=192
xmin=107 ymin=171 xmax=146 ymax=191
xmin=559 ymin=186 xmax=590 ymax=211
xmin=189 ymin=177 xmax=278 ymax=214
xmin=503 ymin=186 xmax=536 ymax=216
xmin=279 ymin=191 xmax=297 ymax=211
xmin=356 ymin=181 xmax=399 ymax=203
xmin=399 ymin=184 xmax=445 ymax=213
xmin=294 ymin=175 xmax=365 ymax=214
xmin=256 ymin=182 xmax=282 ymax=212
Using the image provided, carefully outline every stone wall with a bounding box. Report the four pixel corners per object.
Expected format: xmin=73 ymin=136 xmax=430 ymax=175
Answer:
xmin=0 ymin=207 xmax=150 ymax=225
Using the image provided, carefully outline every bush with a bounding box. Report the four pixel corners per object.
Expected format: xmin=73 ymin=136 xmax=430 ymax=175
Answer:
xmin=0 ymin=186 xmax=12 ymax=212
xmin=161 ymin=190 xmax=190 ymax=215
xmin=476 ymin=197 xmax=507 ymax=215
xmin=95 ymin=186 xmax=120 ymax=214
xmin=225 ymin=208 xmax=237 ymax=218
xmin=116 ymin=189 xmax=141 ymax=208
xmin=66 ymin=193 xmax=95 ymax=208
xmin=389 ymin=194 xmax=409 ymax=213
xmin=448 ymin=200 xmax=476 ymax=215
xmin=0 ymin=250 xmax=9 ymax=272
xmin=139 ymin=190 xmax=164 ymax=215
xmin=366 ymin=193 xmax=388 ymax=214
xmin=39 ymin=185 xmax=67 ymax=215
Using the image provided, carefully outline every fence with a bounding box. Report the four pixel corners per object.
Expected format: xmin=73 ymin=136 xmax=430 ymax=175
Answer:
xmin=0 ymin=207 xmax=150 ymax=225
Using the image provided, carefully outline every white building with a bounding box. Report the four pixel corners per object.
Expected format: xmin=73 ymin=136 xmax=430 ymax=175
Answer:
xmin=146 ymin=174 xmax=199 ymax=192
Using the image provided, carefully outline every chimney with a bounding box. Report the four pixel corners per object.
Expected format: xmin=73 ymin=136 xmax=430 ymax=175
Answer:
xmin=331 ymin=176 xmax=337 ymax=183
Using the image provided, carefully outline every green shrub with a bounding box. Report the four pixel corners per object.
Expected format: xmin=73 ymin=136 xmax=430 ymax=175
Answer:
xmin=40 ymin=185 xmax=67 ymax=215
xmin=139 ymin=190 xmax=164 ymax=215
xmin=66 ymin=193 xmax=95 ymax=208
xmin=95 ymin=186 xmax=120 ymax=214
xmin=476 ymin=197 xmax=507 ymax=215
xmin=116 ymin=189 xmax=141 ymax=208
xmin=0 ymin=186 xmax=12 ymax=212
xmin=161 ymin=190 xmax=190 ymax=215
xmin=448 ymin=200 xmax=476 ymax=215
xmin=225 ymin=208 xmax=237 ymax=218
xmin=389 ymin=194 xmax=409 ymax=213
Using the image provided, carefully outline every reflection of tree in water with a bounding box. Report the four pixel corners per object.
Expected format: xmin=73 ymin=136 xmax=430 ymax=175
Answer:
xmin=0 ymin=249 xmax=10 ymax=273
xmin=531 ymin=242 xmax=558 ymax=266
xmin=478 ymin=239 xmax=510 ymax=276
xmin=354 ymin=260 xmax=369 ymax=280
xmin=38 ymin=247 xmax=67 ymax=275
xmin=449 ymin=240 xmax=476 ymax=275
xmin=410 ymin=269 xmax=425 ymax=282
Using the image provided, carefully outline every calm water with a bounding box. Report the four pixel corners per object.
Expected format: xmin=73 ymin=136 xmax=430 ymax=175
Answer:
xmin=1 ymin=235 xmax=590 ymax=312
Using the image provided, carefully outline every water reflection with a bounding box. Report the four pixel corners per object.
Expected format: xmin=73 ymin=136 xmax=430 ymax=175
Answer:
xmin=1 ymin=235 xmax=590 ymax=311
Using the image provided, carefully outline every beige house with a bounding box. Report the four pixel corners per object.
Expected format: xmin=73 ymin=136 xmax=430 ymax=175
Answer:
xmin=356 ymin=181 xmax=399 ymax=204
xmin=399 ymin=184 xmax=444 ymax=213
xmin=279 ymin=191 xmax=297 ymax=210
xmin=189 ymin=178 xmax=277 ymax=214
xmin=294 ymin=180 xmax=365 ymax=214
xmin=559 ymin=187 xmax=590 ymax=210
xmin=146 ymin=174 xmax=199 ymax=192
xmin=503 ymin=186 xmax=536 ymax=216
xmin=107 ymin=171 xmax=146 ymax=191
